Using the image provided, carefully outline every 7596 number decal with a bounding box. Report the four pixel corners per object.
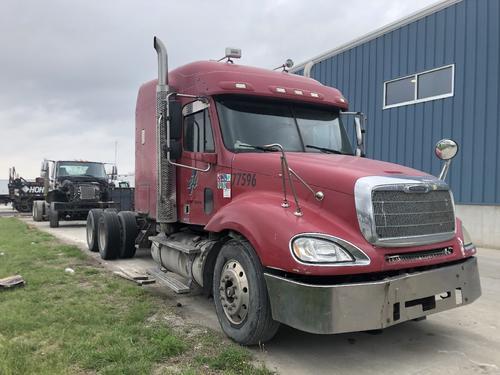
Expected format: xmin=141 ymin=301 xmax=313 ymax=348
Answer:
xmin=233 ymin=173 xmax=256 ymax=187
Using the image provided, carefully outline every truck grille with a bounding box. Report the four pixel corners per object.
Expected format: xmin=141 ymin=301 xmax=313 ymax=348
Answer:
xmin=372 ymin=190 xmax=455 ymax=239
xmin=79 ymin=185 xmax=97 ymax=200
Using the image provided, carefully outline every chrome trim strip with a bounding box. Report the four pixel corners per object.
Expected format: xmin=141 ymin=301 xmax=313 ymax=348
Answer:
xmin=354 ymin=175 xmax=456 ymax=247
xmin=289 ymin=232 xmax=370 ymax=267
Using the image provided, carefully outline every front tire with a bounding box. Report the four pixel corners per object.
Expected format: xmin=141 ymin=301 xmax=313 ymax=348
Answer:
xmin=98 ymin=211 xmax=120 ymax=260
xmin=32 ymin=201 xmax=44 ymax=222
xmin=213 ymin=239 xmax=280 ymax=345
xmin=86 ymin=209 xmax=104 ymax=252
xmin=49 ymin=207 xmax=59 ymax=228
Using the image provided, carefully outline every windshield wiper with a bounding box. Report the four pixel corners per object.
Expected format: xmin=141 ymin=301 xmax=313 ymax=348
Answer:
xmin=236 ymin=142 xmax=280 ymax=152
xmin=305 ymin=145 xmax=348 ymax=155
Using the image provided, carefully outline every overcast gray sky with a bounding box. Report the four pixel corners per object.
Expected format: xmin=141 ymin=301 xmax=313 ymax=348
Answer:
xmin=0 ymin=0 xmax=439 ymax=179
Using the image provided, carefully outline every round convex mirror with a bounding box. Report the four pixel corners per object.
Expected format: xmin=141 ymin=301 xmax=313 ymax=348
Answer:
xmin=435 ymin=139 xmax=458 ymax=160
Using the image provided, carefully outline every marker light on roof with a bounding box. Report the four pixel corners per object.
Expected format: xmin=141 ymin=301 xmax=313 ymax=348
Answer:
xmin=276 ymin=87 xmax=286 ymax=93
xmin=294 ymin=90 xmax=303 ymax=95
xmin=310 ymin=92 xmax=319 ymax=98
xmin=235 ymin=83 xmax=247 ymax=89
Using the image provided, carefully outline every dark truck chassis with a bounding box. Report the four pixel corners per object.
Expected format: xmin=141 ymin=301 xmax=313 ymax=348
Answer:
xmin=6 ymin=168 xmax=45 ymax=213
xmin=44 ymin=201 xmax=117 ymax=228
xmin=33 ymin=190 xmax=134 ymax=227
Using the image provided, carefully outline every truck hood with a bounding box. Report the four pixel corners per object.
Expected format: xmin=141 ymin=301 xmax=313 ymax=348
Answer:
xmin=233 ymin=152 xmax=429 ymax=195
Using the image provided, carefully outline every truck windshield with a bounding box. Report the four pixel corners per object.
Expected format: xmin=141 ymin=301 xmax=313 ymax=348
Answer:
xmin=216 ymin=96 xmax=353 ymax=154
xmin=57 ymin=162 xmax=107 ymax=179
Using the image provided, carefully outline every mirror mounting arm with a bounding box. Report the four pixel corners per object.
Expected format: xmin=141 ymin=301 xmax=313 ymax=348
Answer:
xmin=341 ymin=111 xmax=367 ymax=157
xmin=162 ymin=93 xmax=211 ymax=173
xmin=438 ymin=159 xmax=452 ymax=181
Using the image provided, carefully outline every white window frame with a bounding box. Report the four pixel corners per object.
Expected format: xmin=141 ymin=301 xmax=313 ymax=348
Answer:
xmin=383 ymin=64 xmax=455 ymax=109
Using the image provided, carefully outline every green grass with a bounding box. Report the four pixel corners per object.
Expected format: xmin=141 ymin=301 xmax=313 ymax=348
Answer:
xmin=0 ymin=218 xmax=271 ymax=375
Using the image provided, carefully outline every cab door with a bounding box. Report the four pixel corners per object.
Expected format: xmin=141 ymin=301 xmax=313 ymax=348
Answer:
xmin=177 ymin=100 xmax=218 ymax=225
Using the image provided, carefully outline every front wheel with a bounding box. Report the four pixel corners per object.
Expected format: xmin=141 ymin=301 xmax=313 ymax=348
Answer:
xmin=213 ymin=239 xmax=280 ymax=345
xmin=32 ymin=201 xmax=44 ymax=222
xmin=49 ymin=207 xmax=59 ymax=228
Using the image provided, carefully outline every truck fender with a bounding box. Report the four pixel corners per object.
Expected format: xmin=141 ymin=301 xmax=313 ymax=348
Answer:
xmin=205 ymin=192 xmax=329 ymax=269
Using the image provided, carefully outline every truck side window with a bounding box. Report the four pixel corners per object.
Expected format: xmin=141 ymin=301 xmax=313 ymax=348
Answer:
xmin=183 ymin=109 xmax=215 ymax=153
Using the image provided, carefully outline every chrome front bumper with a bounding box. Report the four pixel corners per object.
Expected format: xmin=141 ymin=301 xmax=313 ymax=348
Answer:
xmin=264 ymin=257 xmax=481 ymax=334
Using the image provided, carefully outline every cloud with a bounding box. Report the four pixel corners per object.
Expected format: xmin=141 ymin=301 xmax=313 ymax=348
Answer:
xmin=0 ymin=0 xmax=437 ymax=178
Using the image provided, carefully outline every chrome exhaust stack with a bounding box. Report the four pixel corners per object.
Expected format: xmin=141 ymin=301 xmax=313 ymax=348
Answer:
xmin=154 ymin=37 xmax=169 ymax=90
xmin=154 ymin=36 xmax=177 ymax=224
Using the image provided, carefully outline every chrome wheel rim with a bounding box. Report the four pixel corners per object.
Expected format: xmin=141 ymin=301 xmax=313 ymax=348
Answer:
xmin=219 ymin=259 xmax=249 ymax=324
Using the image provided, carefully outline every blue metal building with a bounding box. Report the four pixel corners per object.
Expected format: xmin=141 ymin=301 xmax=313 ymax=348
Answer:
xmin=293 ymin=0 xmax=499 ymax=206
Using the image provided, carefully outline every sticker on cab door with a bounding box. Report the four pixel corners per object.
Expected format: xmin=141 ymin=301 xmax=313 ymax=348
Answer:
xmin=187 ymin=170 xmax=198 ymax=196
xmin=217 ymin=173 xmax=231 ymax=198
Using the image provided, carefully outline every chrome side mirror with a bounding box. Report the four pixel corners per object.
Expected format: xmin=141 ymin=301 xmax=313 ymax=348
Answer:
xmin=340 ymin=111 xmax=367 ymax=157
xmin=352 ymin=113 xmax=366 ymax=157
xmin=354 ymin=116 xmax=364 ymax=156
xmin=434 ymin=139 xmax=459 ymax=180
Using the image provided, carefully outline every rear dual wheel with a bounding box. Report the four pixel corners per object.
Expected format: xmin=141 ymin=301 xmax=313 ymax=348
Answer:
xmin=86 ymin=209 xmax=104 ymax=252
xmin=98 ymin=211 xmax=121 ymax=260
xmin=87 ymin=210 xmax=137 ymax=260
xmin=117 ymin=211 xmax=138 ymax=259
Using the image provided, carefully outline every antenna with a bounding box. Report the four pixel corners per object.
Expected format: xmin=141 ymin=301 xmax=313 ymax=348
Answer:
xmin=114 ymin=140 xmax=118 ymax=167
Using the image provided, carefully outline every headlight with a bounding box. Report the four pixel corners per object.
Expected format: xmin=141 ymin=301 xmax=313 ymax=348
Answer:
xmin=292 ymin=237 xmax=354 ymax=263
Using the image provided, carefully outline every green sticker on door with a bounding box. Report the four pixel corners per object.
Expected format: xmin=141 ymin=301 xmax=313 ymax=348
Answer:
xmin=217 ymin=173 xmax=231 ymax=198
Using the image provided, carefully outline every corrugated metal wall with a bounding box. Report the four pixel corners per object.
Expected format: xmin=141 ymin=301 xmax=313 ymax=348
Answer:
xmin=308 ymin=0 xmax=499 ymax=205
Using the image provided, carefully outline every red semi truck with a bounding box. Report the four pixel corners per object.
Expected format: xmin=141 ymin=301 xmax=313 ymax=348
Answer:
xmin=86 ymin=37 xmax=481 ymax=345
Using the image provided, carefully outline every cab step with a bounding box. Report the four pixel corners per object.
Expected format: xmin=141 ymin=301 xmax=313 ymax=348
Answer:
xmin=147 ymin=267 xmax=190 ymax=294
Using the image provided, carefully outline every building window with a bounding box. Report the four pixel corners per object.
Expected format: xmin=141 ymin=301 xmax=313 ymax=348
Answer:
xmin=384 ymin=64 xmax=454 ymax=109
xmin=385 ymin=76 xmax=415 ymax=107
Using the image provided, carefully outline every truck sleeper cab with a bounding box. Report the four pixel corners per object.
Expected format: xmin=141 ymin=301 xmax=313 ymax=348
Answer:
xmin=87 ymin=37 xmax=481 ymax=345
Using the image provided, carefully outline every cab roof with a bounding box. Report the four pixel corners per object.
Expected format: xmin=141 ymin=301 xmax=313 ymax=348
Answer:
xmin=141 ymin=60 xmax=348 ymax=109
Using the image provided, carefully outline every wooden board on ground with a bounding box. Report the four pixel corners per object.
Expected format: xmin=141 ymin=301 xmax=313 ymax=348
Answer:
xmin=118 ymin=267 xmax=151 ymax=280
xmin=0 ymin=274 xmax=25 ymax=289
xmin=113 ymin=270 xmax=155 ymax=286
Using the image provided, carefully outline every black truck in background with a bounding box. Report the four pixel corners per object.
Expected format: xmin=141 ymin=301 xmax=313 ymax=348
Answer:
xmin=33 ymin=160 xmax=120 ymax=227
